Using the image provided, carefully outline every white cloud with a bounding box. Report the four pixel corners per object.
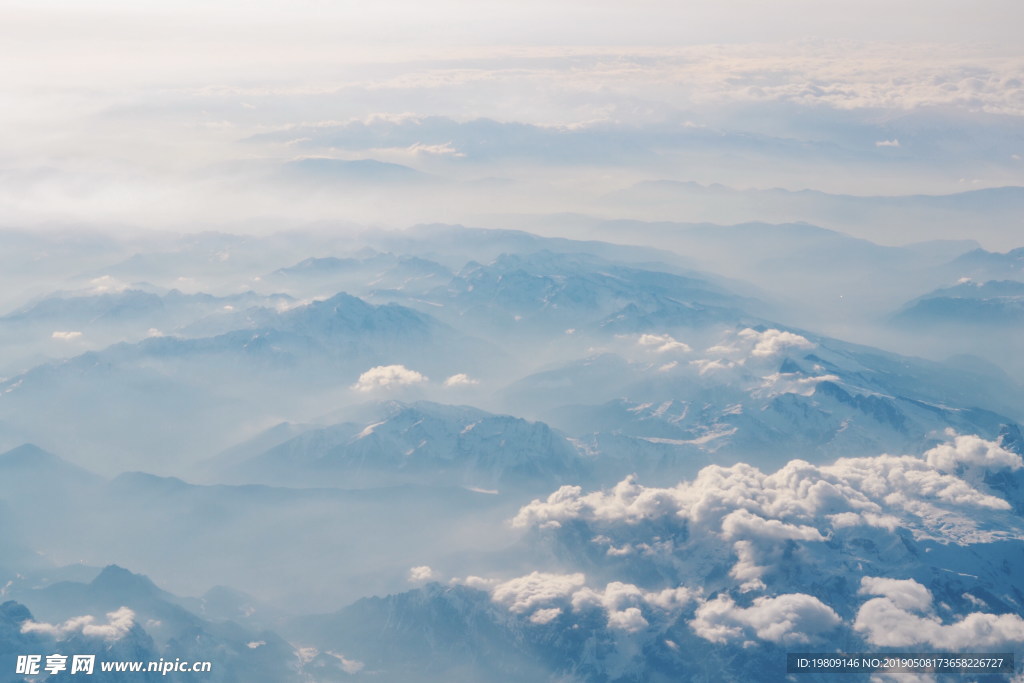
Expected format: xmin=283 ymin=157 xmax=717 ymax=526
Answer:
xmin=719 ymin=509 xmax=826 ymax=542
xmin=756 ymin=372 xmax=841 ymax=397
xmin=467 ymin=569 xmax=696 ymax=634
xmin=689 ymin=358 xmax=736 ymax=375
xmin=327 ymin=652 xmax=365 ymax=674
xmin=529 ymin=607 xmax=562 ymax=624
xmin=51 ymin=330 xmax=83 ymax=341
xmin=490 ymin=572 xmax=586 ymax=613
xmin=858 ymin=577 xmax=933 ymax=611
xmin=351 ymin=364 xmax=427 ymax=392
xmin=408 ymin=141 xmax=464 ymax=157
xmin=854 ymin=576 xmax=1024 ymax=648
xmin=513 ymin=432 xmax=1020 ymax=600
xmin=691 ymin=594 xmax=841 ymax=645
xmin=638 ymin=333 xmax=691 ymax=354
xmin=875 ymin=139 xmax=901 ymax=147
xmin=408 ymin=565 xmax=437 ymax=582
xmin=87 ymin=275 xmax=129 ymax=293
xmin=924 ymin=430 xmax=1022 ymax=472
xmin=21 ymin=607 xmax=135 ymax=641
xmin=443 ymin=373 xmax=479 ymax=387
xmin=606 ymin=607 xmax=649 ymax=632
xmin=738 ymin=328 xmax=815 ymax=358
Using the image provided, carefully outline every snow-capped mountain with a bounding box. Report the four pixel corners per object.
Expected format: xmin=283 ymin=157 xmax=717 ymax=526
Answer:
xmin=221 ymin=400 xmax=584 ymax=490
xmin=0 ymin=293 xmax=502 ymax=473
xmin=503 ymin=325 xmax=1024 ymax=471
xmin=285 ymin=432 xmax=1024 ymax=682
xmin=258 ymin=252 xmax=452 ymax=301
xmin=1 ymin=565 xmax=301 ymax=683
xmin=892 ymin=279 xmax=1024 ymax=327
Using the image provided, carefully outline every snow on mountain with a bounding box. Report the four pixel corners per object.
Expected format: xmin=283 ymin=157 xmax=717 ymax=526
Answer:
xmin=1 ymin=565 xmax=301 ymax=683
xmin=363 ymin=223 xmax=692 ymax=271
xmin=376 ymin=250 xmax=758 ymax=348
xmin=600 ymin=180 xmax=1024 ymax=249
xmin=943 ymin=246 xmax=1024 ymax=282
xmin=503 ymin=325 xmax=1024 ymax=472
xmin=892 ymin=279 xmax=1024 ymax=327
xmin=258 ymin=252 xmax=452 ymax=301
xmin=290 ymin=433 xmax=1024 ymax=681
xmin=0 ymin=462 xmax=522 ymax=611
xmin=0 ymin=288 xmax=296 ymax=373
xmin=0 ymin=293 xmax=502 ymax=473
xmin=223 ymin=400 xmax=584 ymax=490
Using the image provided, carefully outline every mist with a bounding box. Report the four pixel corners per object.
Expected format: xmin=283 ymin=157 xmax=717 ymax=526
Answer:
xmin=2 ymin=2 xmax=1023 ymax=681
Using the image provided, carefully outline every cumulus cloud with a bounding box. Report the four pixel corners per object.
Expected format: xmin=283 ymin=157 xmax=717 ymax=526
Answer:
xmin=351 ymin=364 xmax=427 ymax=392
xmin=719 ymin=509 xmax=826 ymax=542
xmin=443 ymin=373 xmax=479 ymax=387
xmin=327 ymin=652 xmax=365 ymax=674
xmin=924 ymin=430 xmax=1022 ymax=472
xmin=408 ymin=565 xmax=437 ymax=582
xmin=87 ymin=275 xmax=129 ymax=294
xmin=21 ymin=607 xmax=135 ymax=641
xmin=529 ymin=607 xmax=562 ymax=624
xmin=686 ymin=328 xmax=814 ymax=378
xmin=738 ymin=328 xmax=815 ymax=358
xmin=855 ymin=576 xmax=1024 ymax=648
xmin=637 ymin=333 xmax=691 ymax=354
xmin=691 ymin=594 xmax=841 ymax=645
xmin=407 ymin=141 xmax=464 ymax=157
xmin=606 ymin=607 xmax=649 ymax=632
xmin=513 ymin=431 xmax=1020 ymax=600
xmin=689 ymin=358 xmax=737 ymax=375
xmin=465 ymin=570 xmax=696 ymax=634
xmin=756 ymin=372 xmax=841 ymax=397
xmin=490 ymin=572 xmax=586 ymax=613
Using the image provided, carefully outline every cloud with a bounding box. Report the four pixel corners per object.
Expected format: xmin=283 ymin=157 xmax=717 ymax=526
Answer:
xmin=465 ymin=569 xmax=696 ymax=634
xmin=513 ymin=432 xmax=1020 ymax=599
xmin=351 ymin=364 xmax=427 ymax=392
xmin=858 ymin=577 xmax=932 ymax=611
xmin=755 ymin=372 xmax=841 ymax=397
xmin=875 ymin=139 xmax=901 ymax=147
xmin=21 ymin=607 xmax=135 ymax=641
xmin=51 ymin=331 xmax=83 ymax=341
xmin=606 ymin=607 xmax=649 ymax=632
xmin=855 ymin=576 xmax=1024 ymax=648
xmin=529 ymin=607 xmax=562 ymax=624
xmin=490 ymin=572 xmax=587 ymax=613
xmin=690 ymin=593 xmax=841 ymax=645
xmin=407 ymin=141 xmax=464 ymax=157
xmin=87 ymin=275 xmax=129 ymax=293
xmin=637 ymin=333 xmax=691 ymax=354
xmin=738 ymin=328 xmax=815 ymax=358
xmin=688 ymin=358 xmax=736 ymax=375
xmin=924 ymin=430 xmax=1022 ymax=472
xmin=327 ymin=652 xmax=365 ymax=674
xmin=719 ymin=509 xmax=826 ymax=542
xmin=443 ymin=373 xmax=479 ymax=387
xmin=408 ymin=565 xmax=437 ymax=582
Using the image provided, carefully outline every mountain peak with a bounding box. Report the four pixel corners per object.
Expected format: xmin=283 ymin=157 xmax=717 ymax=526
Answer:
xmin=90 ymin=565 xmax=163 ymax=599
xmin=0 ymin=443 xmax=59 ymax=465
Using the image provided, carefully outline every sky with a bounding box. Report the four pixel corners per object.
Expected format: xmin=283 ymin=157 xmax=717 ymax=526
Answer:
xmin=1 ymin=1 xmax=1022 ymax=243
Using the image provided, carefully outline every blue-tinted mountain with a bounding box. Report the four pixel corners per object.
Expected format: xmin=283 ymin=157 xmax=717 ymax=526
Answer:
xmin=892 ymin=279 xmax=1024 ymax=327
xmin=225 ymin=400 xmax=583 ymax=490
xmin=4 ymin=565 xmax=300 ymax=683
xmin=0 ymin=293 xmax=501 ymax=472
